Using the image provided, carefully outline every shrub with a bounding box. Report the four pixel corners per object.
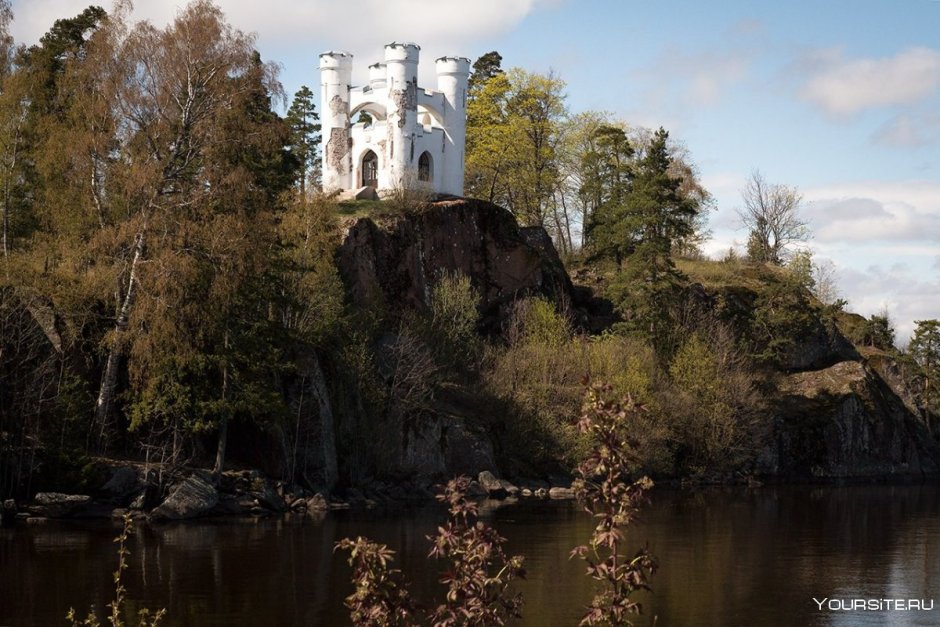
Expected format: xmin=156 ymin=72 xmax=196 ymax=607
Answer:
xmin=666 ymin=329 xmax=763 ymax=475
xmin=381 ymin=172 xmax=436 ymax=214
xmin=429 ymin=272 xmax=481 ymax=369
xmin=506 ymin=297 xmax=571 ymax=348
xmin=486 ymin=331 xmax=670 ymax=473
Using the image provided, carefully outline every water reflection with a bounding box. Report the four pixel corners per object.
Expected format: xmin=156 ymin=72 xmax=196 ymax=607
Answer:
xmin=1 ymin=484 xmax=938 ymax=626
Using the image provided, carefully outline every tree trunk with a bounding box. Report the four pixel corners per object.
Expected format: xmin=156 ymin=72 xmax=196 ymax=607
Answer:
xmin=94 ymin=231 xmax=145 ymax=444
xmin=213 ymin=330 xmax=231 ymax=476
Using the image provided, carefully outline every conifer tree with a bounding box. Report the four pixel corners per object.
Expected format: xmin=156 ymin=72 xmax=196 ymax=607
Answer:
xmin=286 ymin=85 xmax=321 ymax=196
xmin=612 ymin=128 xmax=697 ymax=344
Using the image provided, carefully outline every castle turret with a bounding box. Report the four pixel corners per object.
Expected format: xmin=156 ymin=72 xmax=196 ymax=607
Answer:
xmin=319 ymin=51 xmax=353 ymax=191
xmin=435 ymin=56 xmax=471 ymax=196
xmin=384 ymin=43 xmax=420 ymax=189
xmin=368 ymin=62 xmax=387 ymax=90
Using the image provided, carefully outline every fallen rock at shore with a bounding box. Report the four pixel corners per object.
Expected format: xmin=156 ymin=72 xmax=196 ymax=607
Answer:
xmin=28 ymin=493 xmax=92 ymax=518
xmin=151 ymin=471 xmax=219 ymax=520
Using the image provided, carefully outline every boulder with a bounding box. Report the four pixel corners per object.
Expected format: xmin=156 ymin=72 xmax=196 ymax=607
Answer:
xmin=466 ymin=481 xmax=488 ymax=498
xmin=151 ymin=471 xmax=219 ymax=520
xmin=251 ymin=482 xmax=287 ymax=512
xmin=30 ymin=493 xmax=91 ymax=518
xmin=548 ymin=487 xmax=576 ymax=499
xmin=306 ymin=493 xmax=328 ymax=512
xmin=779 ymin=319 xmax=859 ymax=372
xmin=100 ymin=467 xmax=140 ymax=499
xmin=477 ymin=471 xmax=508 ymax=498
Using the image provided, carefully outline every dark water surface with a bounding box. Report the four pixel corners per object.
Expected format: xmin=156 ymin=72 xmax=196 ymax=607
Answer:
xmin=2 ymin=484 xmax=939 ymax=626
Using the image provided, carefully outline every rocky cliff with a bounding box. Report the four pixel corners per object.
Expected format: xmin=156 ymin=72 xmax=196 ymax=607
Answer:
xmin=337 ymin=198 xmax=575 ymax=331
xmin=752 ymin=322 xmax=940 ymax=479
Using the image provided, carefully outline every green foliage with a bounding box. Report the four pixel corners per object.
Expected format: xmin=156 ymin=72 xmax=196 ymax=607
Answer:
xmin=286 ymin=85 xmax=322 ymax=195
xmin=507 ymin=297 xmax=571 ymax=348
xmin=597 ymin=128 xmax=698 ymax=348
xmin=909 ymin=319 xmax=940 ymax=423
xmin=571 ymin=384 xmax=656 ymax=626
xmin=859 ymin=311 xmax=896 ymax=350
xmin=468 ymin=51 xmax=503 ymax=96
xmin=277 ymin=193 xmax=345 ymax=345
xmin=486 ymin=326 xmax=666 ymax=473
xmin=429 ymin=272 xmax=481 ymax=368
xmin=787 ymin=249 xmax=815 ymax=292
xmin=666 ymin=331 xmax=763 ymax=475
xmin=465 ymin=68 xmax=566 ymax=226
xmin=749 ymin=277 xmax=818 ymax=365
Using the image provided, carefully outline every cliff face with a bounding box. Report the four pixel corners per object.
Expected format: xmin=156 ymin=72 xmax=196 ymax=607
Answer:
xmin=759 ymin=359 xmax=940 ymax=478
xmin=337 ymin=198 xmax=574 ymax=331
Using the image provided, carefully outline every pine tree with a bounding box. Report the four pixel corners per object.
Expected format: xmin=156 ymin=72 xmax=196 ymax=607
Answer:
xmin=612 ymin=128 xmax=697 ymax=346
xmin=286 ymin=85 xmax=321 ymax=197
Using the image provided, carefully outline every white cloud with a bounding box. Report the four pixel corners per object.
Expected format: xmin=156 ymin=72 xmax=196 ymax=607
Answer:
xmin=873 ymin=111 xmax=940 ymax=148
xmin=10 ymin=0 xmax=547 ymax=56
xmin=646 ymin=46 xmax=751 ymax=108
xmin=800 ymin=46 xmax=940 ymax=116
xmin=838 ymin=263 xmax=940 ymax=344
xmin=10 ymin=0 xmax=555 ymax=102
xmin=805 ymin=180 xmax=940 ymax=243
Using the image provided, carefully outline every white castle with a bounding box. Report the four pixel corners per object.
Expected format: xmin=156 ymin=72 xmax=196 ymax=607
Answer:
xmin=319 ymin=43 xmax=470 ymax=198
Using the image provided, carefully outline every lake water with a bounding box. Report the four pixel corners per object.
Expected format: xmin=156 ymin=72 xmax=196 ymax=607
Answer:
xmin=2 ymin=484 xmax=939 ymax=626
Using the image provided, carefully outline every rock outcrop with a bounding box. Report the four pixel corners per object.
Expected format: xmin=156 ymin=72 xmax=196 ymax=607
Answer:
xmin=760 ymin=359 xmax=940 ymax=478
xmin=337 ymin=198 xmax=574 ymax=331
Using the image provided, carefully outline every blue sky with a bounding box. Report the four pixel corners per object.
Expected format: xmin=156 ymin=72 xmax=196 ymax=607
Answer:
xmin=10 ymin=0 xmax=940 ymax=342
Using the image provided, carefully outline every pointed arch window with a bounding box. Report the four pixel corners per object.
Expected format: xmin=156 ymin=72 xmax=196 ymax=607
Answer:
xmin=361 ymin=150 xmax=378 ymax=188
xmin=418 ymin=151 xmax=432 ymax=182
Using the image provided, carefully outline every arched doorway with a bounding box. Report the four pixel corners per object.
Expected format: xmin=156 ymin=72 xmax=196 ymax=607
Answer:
xmin=418 ymin=151 xmax=432 ymax=182
xmin=361 ymin=150 xmax=378 ymax=188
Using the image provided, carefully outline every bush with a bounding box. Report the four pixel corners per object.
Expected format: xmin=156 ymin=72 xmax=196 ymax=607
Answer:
xmin=381 ymin=172 xmax=436 ymax=214
xmin=665 ymin=328 xmax=764 ymax=476
xmin=485 ymin=326 xmax=669 ymax=473
xmin=429 ymin=272 xmax=481 ymax=369
xmin=505 ymin=297 xmax=571 ymax=348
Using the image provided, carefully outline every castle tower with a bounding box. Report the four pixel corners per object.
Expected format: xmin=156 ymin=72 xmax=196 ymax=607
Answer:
xmin=319 ymin=51 xmax=353 ymax=192
xmin=318 ymin=42 xmax=469 ymax=199
xmin=435 ymin=56 xmax=471 ymax=196
xmin=383 ymin=42 xmax=420 ymax=190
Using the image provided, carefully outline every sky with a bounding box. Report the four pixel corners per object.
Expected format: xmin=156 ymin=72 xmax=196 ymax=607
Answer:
xmin=9 ymin=0 xmax=940 ymax=343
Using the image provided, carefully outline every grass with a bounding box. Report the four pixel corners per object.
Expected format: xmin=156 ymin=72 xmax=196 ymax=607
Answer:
xmin=336 ymin=199 xmax=387 ymax=218
xmin=675 ymin=257 xmax=791 ymax=291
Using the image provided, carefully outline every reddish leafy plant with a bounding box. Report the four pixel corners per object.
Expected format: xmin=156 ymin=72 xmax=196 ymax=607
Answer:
xmin=427 ymin=476 xmax=526 ymax=626
xmin=335 ymin=476 xmax=525 ymax=627
xmin=570 ymin=384 xmax=657 ymax=626
xmin=334 ymin=536 xmax=419 ymax=627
